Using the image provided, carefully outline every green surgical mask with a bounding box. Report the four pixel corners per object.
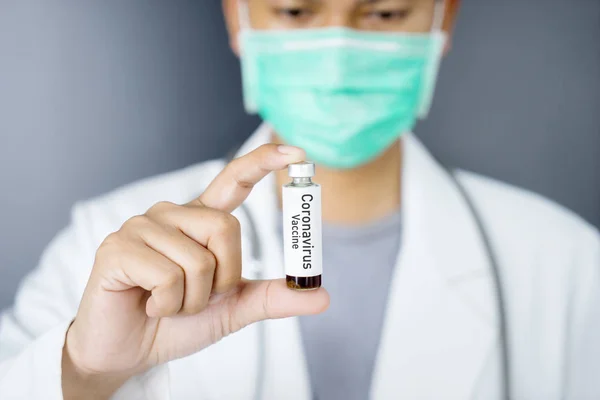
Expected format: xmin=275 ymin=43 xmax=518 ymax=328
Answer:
xmin=238 ymin=3 xmax=447 ymax=169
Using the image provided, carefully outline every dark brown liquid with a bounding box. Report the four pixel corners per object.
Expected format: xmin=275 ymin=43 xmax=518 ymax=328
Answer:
xmin=286 ymin=275 xmax=322 ymax=291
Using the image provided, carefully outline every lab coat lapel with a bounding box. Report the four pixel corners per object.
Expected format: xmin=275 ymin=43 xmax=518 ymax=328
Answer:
xmin=370 ymin=135 xmax=498 ymax=400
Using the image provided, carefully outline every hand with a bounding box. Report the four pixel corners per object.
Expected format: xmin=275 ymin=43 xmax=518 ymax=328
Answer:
xmin=62 ymin=144 xmax=330 ymax=399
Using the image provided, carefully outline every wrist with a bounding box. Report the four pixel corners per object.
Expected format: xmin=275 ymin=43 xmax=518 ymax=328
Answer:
xmin=62 ymin=323 xmax=130 ymax=400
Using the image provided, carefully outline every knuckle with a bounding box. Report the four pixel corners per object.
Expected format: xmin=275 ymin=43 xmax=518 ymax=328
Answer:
xmin=227 ymin=160 xmax=255 ymax=190
xmin=163 ymin=267 xmax=185 ymax=288
xmin=213 ymin=212 xmax=240 ymax=234
xmin=101 ymin=231 xmax=121 ymax=248
xmin=96 ymin=232 xmax=123 ymax=258
xmin=229 ymin=214 xmax=242 ymax=230
xmin=148 ymin=200 xmax=177 ymax=216
xmin=195 ymin=251 xmax=217 ymax=274
xmin=185 ymin=250 xmax=217 ymax=278
xmin=94 ymin=232 xmax=138 ymax=272
xmin=123 ymin=214 xmax=152 ymax=231
xmin=187 ymin=197 xmax=205 ymax=208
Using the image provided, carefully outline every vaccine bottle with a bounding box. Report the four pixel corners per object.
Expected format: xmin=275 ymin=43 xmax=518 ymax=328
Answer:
xmin=282 ymin=162 xmax=323 ymax=290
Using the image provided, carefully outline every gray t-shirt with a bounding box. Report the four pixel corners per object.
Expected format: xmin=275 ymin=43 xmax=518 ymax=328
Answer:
xmin=280 ymin=210 xmax=402 ymax=400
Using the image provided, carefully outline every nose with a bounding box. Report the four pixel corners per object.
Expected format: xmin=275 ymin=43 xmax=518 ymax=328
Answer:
xmin=322 ymin=13 xmax=354 ymax=29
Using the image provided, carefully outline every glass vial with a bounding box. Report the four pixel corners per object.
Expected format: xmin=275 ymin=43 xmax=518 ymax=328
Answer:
xmin=282 ymin=162 xmax=323 ymax=290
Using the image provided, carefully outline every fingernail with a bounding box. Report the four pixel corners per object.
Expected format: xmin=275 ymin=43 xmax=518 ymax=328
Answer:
xmin=277 ymin=145 xmax=304 ymax=156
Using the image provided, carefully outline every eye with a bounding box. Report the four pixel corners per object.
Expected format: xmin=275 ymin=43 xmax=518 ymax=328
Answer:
xmin=365 ymin=9 xmax=411 ymax=22
xmin=275 ymin=7 xmax=313 ymax=20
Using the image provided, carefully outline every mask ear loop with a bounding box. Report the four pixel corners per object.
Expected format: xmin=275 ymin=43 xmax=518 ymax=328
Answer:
xmin=238 ymin=0 xmax=251 ymax=31
xmin=431 ymin=0 xmax=447 ymax=33
xmin=237 ymin=0 xmax=260 ymax=113
xmin=417 ymin=0 xmax=447 ymax=118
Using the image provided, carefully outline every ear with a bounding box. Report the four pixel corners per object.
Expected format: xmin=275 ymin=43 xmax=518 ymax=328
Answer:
xmin=223 ymin=0 xmax=241 ymax=56
xmin=442 ymin=0 xmax=460 ymax=54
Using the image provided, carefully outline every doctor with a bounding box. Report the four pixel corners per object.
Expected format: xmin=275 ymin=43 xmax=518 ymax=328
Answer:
xmin=1 ymin=0 xmax=599 ymax=399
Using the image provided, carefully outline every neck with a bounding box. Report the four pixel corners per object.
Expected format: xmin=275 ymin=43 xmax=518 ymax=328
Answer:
xmin=275 ymin=136 xmax=403 ymax=225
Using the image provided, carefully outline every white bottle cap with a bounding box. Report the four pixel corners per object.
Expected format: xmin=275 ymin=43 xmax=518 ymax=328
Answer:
xmin=288 ymin=161 xmax=315 ymax=178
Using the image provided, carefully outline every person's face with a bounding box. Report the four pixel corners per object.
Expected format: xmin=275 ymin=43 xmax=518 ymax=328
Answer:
xmin=223 ymin=0 xmax=459 ymax=54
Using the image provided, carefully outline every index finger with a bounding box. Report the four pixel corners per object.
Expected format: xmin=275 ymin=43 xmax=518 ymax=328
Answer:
xmin=191 ymin=144 xmax=305 ymax=212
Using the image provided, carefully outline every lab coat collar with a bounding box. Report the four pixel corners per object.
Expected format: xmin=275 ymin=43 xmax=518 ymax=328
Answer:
xmin=236 ymin=124 xmax=498 ymax=400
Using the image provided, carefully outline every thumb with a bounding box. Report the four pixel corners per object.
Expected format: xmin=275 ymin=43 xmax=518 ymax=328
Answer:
xmin=233 ymin=279 xmax=330 ymax=327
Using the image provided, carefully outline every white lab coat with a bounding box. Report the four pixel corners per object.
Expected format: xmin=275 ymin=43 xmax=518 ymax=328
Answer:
xmin=0 ymin=124 xmax=599 ymax=399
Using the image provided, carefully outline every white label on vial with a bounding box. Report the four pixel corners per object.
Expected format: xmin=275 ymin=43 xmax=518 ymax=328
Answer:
xmin=282 ymin=184 xmax=323 ymax=277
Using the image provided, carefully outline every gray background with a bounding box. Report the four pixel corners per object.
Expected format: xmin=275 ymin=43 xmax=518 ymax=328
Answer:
xmin=0 ymin=0 xmax=599 ymax=309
